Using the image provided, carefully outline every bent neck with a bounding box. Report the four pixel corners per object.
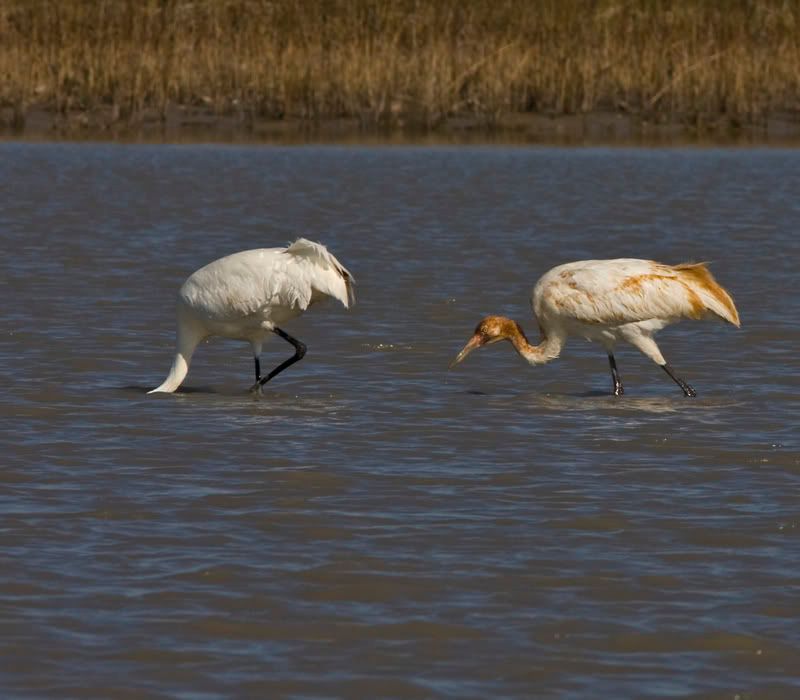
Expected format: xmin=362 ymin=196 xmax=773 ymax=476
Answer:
xmin=149 ymin=311 xmax=205 ymax=394
xmin=150 ymin=351 xmax=191 ymax=393
xmin=508 ymin=323 xmax=564 ymax=366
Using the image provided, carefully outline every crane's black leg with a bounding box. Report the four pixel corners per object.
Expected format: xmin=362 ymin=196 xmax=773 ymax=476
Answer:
xmin=254 ymin=356 xmax=261 ymax=383
xmin=250 ymin=327 xmax=307 ymax=392
xmin=608 ymin=353 xmax=624 ymax=396
xmin=661 ymin=363 xmax=697 ymax=397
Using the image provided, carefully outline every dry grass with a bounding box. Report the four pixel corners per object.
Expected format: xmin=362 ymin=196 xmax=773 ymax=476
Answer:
xmin=1 ymin=0 xmax=799 ymax=131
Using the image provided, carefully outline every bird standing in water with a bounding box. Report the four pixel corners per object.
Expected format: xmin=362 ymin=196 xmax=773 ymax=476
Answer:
xmin=150 ymin=238 xmax=354 ymax=394
xmin=450 ymin=259 xmax=739 ymax=397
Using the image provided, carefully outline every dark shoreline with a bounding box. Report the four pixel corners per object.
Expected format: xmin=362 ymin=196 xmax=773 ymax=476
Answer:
xmin=3 ymin=106 xmax=800 ymax=146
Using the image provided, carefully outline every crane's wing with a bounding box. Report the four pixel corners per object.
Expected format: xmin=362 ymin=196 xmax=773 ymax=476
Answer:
xmin=534 ymin=259 xmax=739 ymax=327
xmin=179 ymin=239 xmax=355 ymax=323
xmin=179 ymin=248 xmax=294 ymax=320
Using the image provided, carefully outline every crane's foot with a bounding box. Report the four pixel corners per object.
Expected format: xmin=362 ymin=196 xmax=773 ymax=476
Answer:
xmin=661 ymin=363 xmax=697 ymax=398
xmin=608 ymin=354 xmax=624 ymax=397
xmin=248 ymin=382 xmax=264 ymax=396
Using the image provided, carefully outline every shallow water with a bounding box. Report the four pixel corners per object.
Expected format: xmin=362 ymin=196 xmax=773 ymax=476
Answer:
xmin=2 ymin=143 xmax=799 ymax=698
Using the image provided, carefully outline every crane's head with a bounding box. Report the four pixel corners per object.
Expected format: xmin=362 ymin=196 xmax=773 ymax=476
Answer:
xmin=449 ymin=316 xmax=522 ymax=368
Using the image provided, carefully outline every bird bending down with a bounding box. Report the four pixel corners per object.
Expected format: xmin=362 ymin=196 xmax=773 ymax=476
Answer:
xmin=149 ymin=238 xmax=354 ymax=394
xmin=450 ymin=259 xmax=739 ymax=397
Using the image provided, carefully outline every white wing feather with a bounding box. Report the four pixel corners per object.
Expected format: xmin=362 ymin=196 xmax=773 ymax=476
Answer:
xmin=285 ymin=238 xmax=355 ymax=308
xmin=178 ymin=238 xmax=354 ymax=323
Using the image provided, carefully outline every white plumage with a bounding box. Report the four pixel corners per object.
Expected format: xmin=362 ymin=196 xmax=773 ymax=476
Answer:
xmin=450 ymin=258 xmax=740 ymax=396
xmin=150 ymin=238 xmax=354 ymax=394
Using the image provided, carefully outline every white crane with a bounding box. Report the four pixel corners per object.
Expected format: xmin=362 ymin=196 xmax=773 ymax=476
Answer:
xmin=149 ymin=238 xmax=354 ymax=394
xmin=449 ymin=259 xmax=739 ymax=396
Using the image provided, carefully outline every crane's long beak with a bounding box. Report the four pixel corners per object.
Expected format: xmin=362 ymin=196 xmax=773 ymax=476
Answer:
xmin=449 ymin=334 xmax=483 ymax=369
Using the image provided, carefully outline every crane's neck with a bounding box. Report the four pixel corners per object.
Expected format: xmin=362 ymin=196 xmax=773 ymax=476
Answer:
xmin=508 ymin=322 xmax=564 ymax=366
xmin=149 ymin=309 xmax=206 ymax=394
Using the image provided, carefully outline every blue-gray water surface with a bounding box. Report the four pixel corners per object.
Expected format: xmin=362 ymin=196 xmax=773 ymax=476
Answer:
xmin=1 ymin=143 xmax=799 ymax=699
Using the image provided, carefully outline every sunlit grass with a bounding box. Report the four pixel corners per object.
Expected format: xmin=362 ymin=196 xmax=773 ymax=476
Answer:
xmin=1 ymin=0 xmax=798 ymax=130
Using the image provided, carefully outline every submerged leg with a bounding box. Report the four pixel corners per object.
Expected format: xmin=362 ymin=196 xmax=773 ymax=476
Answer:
xmin=608 ymin=353 xmax=624 ymax=396
xmin=661 ymin=363 xmax=697 ymax=397
xmin=250 ymin=340 xmax=264 ymax=394
xmin=249 ymin=327 xmax=307 ymax=393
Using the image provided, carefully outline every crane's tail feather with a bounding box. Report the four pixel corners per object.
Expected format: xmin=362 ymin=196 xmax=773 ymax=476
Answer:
xmin=674 ymin=262 xmax=740 ymax=327
xmin=286 ymin=238 xmax=355 ymax=308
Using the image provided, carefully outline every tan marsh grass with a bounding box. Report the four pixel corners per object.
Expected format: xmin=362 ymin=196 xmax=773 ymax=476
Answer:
xmin=1 ymin=0 xmax=799 ymax=133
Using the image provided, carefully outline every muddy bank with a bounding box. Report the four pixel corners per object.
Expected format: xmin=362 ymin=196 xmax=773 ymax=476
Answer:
xmin=4 ymin=104 xmax=800 ymax=145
